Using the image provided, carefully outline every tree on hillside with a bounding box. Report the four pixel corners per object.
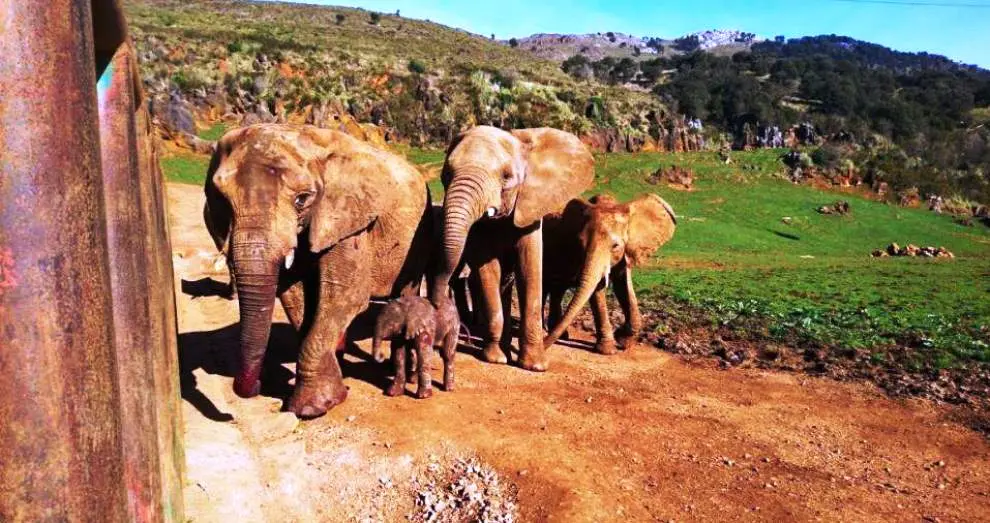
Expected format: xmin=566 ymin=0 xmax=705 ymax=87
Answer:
xmin=335 ymin=13 xmax=345 ymax=25
xmin=674 ymin=35 xmax=701 ymax=52
xmin=509 ymin=38 xmax=519 ymax=48
xmin=562 ymin=54 xmax=593 ymax=80
xmin=369 ymin=12 xmax=381 ymax=25
xmin=610 ymin=57 xmax=639 ymax=84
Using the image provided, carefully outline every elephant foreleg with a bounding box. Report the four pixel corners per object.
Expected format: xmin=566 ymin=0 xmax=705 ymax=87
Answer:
xmin=386 ymin=340 xmax=407 ymax=397
xmin=441 ymin=330 xmax=457 ymax=391
xmin=590 ymin=285 xmax=618 ymax=355
xmin=611 ymin=262 xmax=641 ymax=348
xmin=515 ymin=227 xmax=548 ymax=372
xmin=415 ymin=341 xmax=433 ymax=399
xmin=278 ymin=279 xmax=305 ymax=332
xmin=475 ymin=257 xmax=509 ymax=364
xmin=287 ymin=236 xmax=371 ymax=418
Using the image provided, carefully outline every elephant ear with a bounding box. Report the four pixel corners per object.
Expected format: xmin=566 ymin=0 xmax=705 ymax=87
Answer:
xmin=511 ymin=128 xmax=595 ymax=228
xmin=626 ymin=193 xmax=677 ymax=267
xmin=203 ymin=127 xmax=249 ymax=253
xmin=308 ymin=134 xmax=398 ymax=253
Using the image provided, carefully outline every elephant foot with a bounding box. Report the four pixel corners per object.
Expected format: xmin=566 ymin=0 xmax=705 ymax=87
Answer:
xmin=415 ymin=386 xmax=434 ymax=400
xmin=615 ymin=326 xmax=637 ymax=349
xmin=518 ymin=347 xmax=549 ymax=372
xmin=482 ymin=343 xmax=509 ymax=365
xmin=595 ymin=338 xmax=619 ymax=355
xmin=385 ymin=380 xmax=406 ymax=397
xmin=287 ymin=379 xmax=348 ymax=419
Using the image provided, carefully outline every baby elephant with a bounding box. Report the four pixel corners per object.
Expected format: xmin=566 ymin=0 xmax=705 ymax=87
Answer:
xmin=372 ymin=296 xmax=459 ymax=399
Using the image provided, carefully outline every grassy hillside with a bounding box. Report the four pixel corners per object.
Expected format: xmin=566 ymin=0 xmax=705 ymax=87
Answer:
xmin=590 ymin=151 xmax=990 ymax=369
xmin=125 ymin=0 xmax=663 ymax=145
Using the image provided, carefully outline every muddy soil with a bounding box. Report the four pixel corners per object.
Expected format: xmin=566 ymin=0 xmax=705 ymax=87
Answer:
xmin=168 ymin=183 xmax=990 ymax=522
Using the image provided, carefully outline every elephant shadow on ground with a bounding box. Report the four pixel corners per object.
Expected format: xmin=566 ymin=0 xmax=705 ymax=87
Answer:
xmin=178 ymin=322 xmax=300 ymax=422
xmin=181 ymin=277 xmax=234 ymax=300
xmin=178 ymin=303 xmax=413 ymax=421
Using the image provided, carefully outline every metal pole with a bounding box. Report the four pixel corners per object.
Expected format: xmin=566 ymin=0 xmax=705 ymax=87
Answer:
xmin=0 ymin=0 xmax=129 ymax=520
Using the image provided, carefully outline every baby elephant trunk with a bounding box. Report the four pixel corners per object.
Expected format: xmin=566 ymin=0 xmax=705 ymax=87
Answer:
xmin=371 ymin=333 xmax=386 ymax=363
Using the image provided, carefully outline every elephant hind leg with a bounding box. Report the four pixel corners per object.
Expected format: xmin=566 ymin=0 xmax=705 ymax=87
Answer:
xmin=475 ymin=258 xmax=509 ymax=364
xmin=547 ymin=287 xmax=568 ymax=342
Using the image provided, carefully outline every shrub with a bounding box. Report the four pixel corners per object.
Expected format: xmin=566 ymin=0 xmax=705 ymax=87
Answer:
xmin=408 ymin=59 xmax=427 ymax=74
xmin=369 ymin=12 xmax=381 ymax=25
xmin=811 ymin=145 xmax=843 ymax=170
xmin=509 ymin=38 xmax=519 ymax=48
xmin=335 ymin=13 xmax=345 ymax=25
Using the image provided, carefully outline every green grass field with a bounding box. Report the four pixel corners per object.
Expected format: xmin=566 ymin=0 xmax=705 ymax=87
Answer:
xmin=163 ymin=147 xmax=990 ymax=368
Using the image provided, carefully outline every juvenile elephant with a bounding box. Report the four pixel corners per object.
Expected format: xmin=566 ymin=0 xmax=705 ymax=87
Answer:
xmin=204 ymin=124 xmax=431 ymax=418
xmin=430 ymin=126 xmax=594 ymax=371
xmin=542 ymin=193 xmax=677 ymax=353
xmin=372 ymin=296 xmax=459 ymax=398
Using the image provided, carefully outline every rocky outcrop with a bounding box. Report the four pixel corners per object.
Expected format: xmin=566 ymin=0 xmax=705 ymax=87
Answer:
xmin=817 ymin=201 xmax=850 ymax=215
xmin=872 ymin=243 xmax=954 ymax=258
xmin=648 ymin=166 xmax=694 ymax=190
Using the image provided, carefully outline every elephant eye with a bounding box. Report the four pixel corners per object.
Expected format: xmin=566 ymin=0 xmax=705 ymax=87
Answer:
xmin=294 ymin=192 xmax=313 ymax=210
xmin=502 ymin=170 xmax=513 ymax=181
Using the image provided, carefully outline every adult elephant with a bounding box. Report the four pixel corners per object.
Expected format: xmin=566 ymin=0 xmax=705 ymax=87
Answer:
xmin=205 ymin=124 xmax=431 ymax=418
xmin=542 ymin=194 xmax=677 ymax=353
xmin=430 ymin=126 xmax=594 ymax=371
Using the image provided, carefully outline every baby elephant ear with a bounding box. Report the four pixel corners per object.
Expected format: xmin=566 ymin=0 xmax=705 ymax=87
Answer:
xmin=511 ymin=129 xmax=595 ymax=228
xmin=626 ymin=193 xmax=677 ymax=267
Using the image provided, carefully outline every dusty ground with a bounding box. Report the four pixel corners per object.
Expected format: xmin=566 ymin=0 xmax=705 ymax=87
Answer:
xmin=168 ymin=183 xmax=990 ymax=522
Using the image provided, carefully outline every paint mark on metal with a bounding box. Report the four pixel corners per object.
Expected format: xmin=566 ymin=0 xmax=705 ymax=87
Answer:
xmin=0 ymin=248 xmax=17 ymax=293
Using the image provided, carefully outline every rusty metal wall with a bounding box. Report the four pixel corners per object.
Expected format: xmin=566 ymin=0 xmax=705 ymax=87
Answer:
xmin=0 ymin=1 xmax=130 ymax=520
xmin=1 ymin=0 xmax=185 ymax=520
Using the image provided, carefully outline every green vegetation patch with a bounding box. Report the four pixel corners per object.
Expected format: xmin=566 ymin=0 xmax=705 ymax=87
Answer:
xmin=162 ymin=152 xmax=210 ymax=185
xmin=593 ymin=150 xmax=990 ymax=368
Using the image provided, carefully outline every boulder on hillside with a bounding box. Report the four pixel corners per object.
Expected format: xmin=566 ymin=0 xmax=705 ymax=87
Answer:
xmin=648 ymin=165 xmax=694 ymax=190
xmin=817 ymin=200 xmax=851 ymax=215
xmin=150 ymin=93 xmax=196 ymax=136
xmin=873 ymin=243 xmax=954 ymax=258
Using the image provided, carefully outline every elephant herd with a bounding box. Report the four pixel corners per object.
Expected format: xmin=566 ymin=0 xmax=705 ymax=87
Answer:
xmin=203 ymin=123 xmax=677 ymax=419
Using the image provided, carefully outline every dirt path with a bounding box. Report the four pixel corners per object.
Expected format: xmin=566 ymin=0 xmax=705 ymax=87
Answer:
xmin=168 ymin=183 xmax=990 ymax=522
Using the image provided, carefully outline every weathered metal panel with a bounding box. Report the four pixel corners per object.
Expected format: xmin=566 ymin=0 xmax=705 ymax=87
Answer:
xmin=0 ymin=0 xmax=129 ymax=520
xmin=98 ymin=40 xmax=167 ymax=523
xmin=134 ymin=49 xmax=187 ymax=523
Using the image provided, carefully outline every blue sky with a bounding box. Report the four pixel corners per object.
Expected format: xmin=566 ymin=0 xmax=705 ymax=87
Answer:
xmin=272 ymin=0 xmax=990 ymax=68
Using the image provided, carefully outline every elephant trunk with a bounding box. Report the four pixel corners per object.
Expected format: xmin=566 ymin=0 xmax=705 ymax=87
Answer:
xmin=372 ymin=330 xmax=386 ymax=363
xmin=543 ymin=243 xmax=610 ymax=348
xmin=230 ymin=230 xmax=281 ymax=398
xmin=431 ymin=175 xmax=488 ymax=306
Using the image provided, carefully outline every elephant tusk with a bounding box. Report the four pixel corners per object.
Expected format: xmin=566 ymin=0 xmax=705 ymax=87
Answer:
xmin=285 ymin=249 xmax=295 ymax=270
xmin=604 ymin=269 xmax=610 ymax=289
xmin=485 ymin=206 xmax=497 ymax=218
